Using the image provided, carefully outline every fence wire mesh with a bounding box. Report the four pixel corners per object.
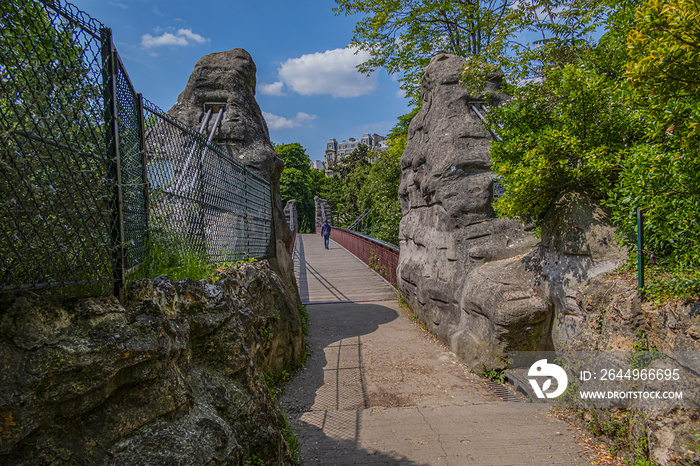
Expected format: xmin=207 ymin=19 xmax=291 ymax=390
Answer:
xmin=1 ymin=0 xmax=273 ymax=297
xmin=1 ymin=0 xmax=116 ymax=294
xmin=143 ymin=100 xmax=272 ymax=264
xmin=107 ymin=49 xmax=148 ymax=274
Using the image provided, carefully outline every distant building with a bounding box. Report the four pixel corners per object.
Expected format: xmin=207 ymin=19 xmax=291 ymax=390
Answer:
xmin=325 ymin=133 xmax=387 ymax=168
xmin=309 ymin=160 xmax=325 ymax=171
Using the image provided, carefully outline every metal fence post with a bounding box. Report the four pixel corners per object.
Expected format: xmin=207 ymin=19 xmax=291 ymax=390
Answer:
xmin=136 ymin=93 xmax=150 ymax=253
xmin=637 ymin=208 xmax=644 ymax=294
xmin=268 ymin=184 xmax=276 ymax=258
xmin=102 ymin=28 xmax=126 ymax=303
xmin=244 ymin=168 xmax=250 ymax=253
xmin=198 ymin=141 xmax=205 ymax=257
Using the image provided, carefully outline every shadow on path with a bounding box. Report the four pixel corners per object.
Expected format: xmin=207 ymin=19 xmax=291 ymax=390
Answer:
xmin=280 ymin=302 xmax=429 ymax=465
xmin=296 ymin=236 xmax=353 ymax=303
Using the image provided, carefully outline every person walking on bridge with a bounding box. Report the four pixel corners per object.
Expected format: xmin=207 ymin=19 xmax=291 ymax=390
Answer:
xmin=321 ymin=219 xmax=332 ymax=249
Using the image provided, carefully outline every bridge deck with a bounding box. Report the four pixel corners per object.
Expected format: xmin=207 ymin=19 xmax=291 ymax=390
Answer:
xmin=294 ymin=233 xmax=396 ymax=304
xmin=285 ymin=233 xmax=598 ymax=465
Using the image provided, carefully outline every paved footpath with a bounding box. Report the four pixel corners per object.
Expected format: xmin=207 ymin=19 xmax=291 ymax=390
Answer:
xmin=281 ymin=234 xmax=595 ymax=465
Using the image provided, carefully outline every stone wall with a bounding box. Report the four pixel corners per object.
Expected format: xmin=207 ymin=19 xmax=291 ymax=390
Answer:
xmin=567 ymin=275 xmax=700 ymax=465
xmin=0 ymin=262 xmax=303 ymax=465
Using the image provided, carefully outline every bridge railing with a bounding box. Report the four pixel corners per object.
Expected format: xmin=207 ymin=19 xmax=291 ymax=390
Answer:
xmin=317 ymin=226 xmax=399 ymax=287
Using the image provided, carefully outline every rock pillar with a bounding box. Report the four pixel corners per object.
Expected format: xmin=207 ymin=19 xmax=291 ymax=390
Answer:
xmin=314 ymin=196 xmax=332 ymax=227
xmin=166 ymin=48 xmax=298 ymax=302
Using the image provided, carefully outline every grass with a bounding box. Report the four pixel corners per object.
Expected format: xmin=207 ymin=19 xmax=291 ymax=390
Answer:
xmin=298 ymin=303 xmax=309 ymax=334
xmin=368 ymin=249 xmax=390 ymax=281
xmin=261 ymin=369 xmax=302 ymax=463
xmin=127 ymin=234 xmax=265 ymax=285
xmin=296 ymin=303 xmax=310 ymax=368
xmin=616 ymin=256 xmax=700 ymax=302
xmin=477 ymin=363 xmax=507 ymax=384
xmin=244 ymin=455 xmax=264 ymax=466
xmin=127 ymin=236 xmax=213 ymax=282
xmin=281 ymin=410 xmax=301 ymax=464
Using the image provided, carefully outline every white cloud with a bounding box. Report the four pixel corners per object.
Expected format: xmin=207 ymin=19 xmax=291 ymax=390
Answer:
xmin=278 ymin=47 xmax=378 ymax=98
xmin=141 ymin=28 xmax=210 ymax=48
xmin=258 ymin=81 xmax=285 ymax=96
xmin=263 ymin=111 xmax=317 ymax=130
xmin=108 ymin=2 xmax=128 ymax=9
xmin=177 ymin=29 xmax=208 ymax=44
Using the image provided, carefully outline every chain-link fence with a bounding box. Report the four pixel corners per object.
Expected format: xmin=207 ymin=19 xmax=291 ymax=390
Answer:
xmin=143 ymin=100 xmax=272 ymax=264
xmin=1 ymin=0 xmax=116 ymax=295
xmin=0 ymin=0 xmax=272 ymax=299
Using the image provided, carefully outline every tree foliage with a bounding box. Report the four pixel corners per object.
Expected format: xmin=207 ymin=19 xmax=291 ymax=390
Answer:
xmin=487 ymin=61 xmax=647 ymax=218
xmin=486 ymin=0 xmax=700 ymax=274
xmin=335 ymin=0 xmax=614 ymax=102
xmin=315 ymin=173 xmax=347 ymax=217
xmin=328 ymin=145 xmax=372 ymax=223
xmin=626 ymin=0 xmax=700 ymax=141
xmin=605 ymin=144 xmax=700 ymax=268
xmin=1 ymin=0 xmax=114 ymax=289
xmin=275 ymin=143 xmax=315 ymax=232
xmin=358 ymin=135 xmax=405 ymax=245
xmin=275 ymin=143 xmax=311 ymax=175
xmin=334 ymin=0 xmax=522 ymax=103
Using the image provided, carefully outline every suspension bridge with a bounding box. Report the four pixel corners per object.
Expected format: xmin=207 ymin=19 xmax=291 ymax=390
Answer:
xmin=281 ymin=231 xmax=602 ymax=465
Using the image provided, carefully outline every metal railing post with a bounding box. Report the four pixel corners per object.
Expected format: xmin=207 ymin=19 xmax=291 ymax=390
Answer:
xmin=198 ymin=141 xmax=206 ymax=256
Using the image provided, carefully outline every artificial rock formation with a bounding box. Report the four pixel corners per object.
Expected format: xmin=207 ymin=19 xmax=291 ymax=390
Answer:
xmin=0 ymin=262 xmax=303 ymax=465
xmin=398 ymin=53 xmax=539 ymax=367
xmin=397 ymin=52 xmax=698 ymax=464
xmin=397 ymin=53 xmax=626 ymax=368
xmin=284 ymin=199 xmax=298 ymax=233
xmin=167 ymin=48 xmax=298 ymax=301
xmin=314 ymin=196 xmax=332 ymax=227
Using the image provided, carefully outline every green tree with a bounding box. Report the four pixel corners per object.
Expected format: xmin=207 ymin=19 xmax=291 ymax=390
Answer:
xmin=274 ymin=143 xmax=311 ymax=175
xmin=335 ymin=0 xmax=614 ymax=102
xmin=486 ymin=0 xmax=700 ymax=276
xmin=329 ymin=144 xmax=372 ymax=179
xmin=608 ymin=0 xmax=700 ymax=270
xmin=487 ymin=61 xmax=647 ymax=219
xmin=334 ymin=0 xmax=524 ymax=103
xmin=605 ymin=143 xmax=700 ymax=269
xmin=275 ymin=143 xmax=314 ymax=232
xmin=608 ymin=0 xmax=700 ymax=269
xmin=327 ymin=145 xmax=373 ymax=224
xmin=626 ymin=0 xmax=700 ymax=141
xmin=316 ymin=174 xmax=347 ymax=219
xmin=307 ymin=167 xmax=326 ymax=200
xmin=358 ymin=135 xmax=405 ymax=245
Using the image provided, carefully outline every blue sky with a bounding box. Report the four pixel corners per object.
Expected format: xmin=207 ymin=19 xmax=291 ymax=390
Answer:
xmin=68 ymin=0 xmax=412 ymax=164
